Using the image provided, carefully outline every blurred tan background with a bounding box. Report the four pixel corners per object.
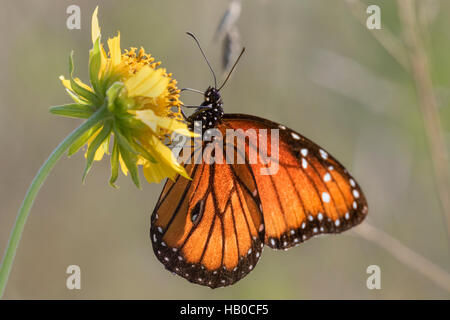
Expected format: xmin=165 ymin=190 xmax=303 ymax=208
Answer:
xmin=0 ymin=0 xmax=449 ymax=299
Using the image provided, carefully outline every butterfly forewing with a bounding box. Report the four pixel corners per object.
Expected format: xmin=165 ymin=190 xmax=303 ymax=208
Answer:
xmin=220 ymin=114 xmax=368 ymax=250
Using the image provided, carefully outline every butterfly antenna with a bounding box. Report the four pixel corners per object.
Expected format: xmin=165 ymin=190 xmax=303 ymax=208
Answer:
xmin=180 ymin=88 xmax=204 ymax=95
xmin=218 ymin=47 xmax=245 ymax=91
xmin=186 ymin=32 xmax=217 ymax=89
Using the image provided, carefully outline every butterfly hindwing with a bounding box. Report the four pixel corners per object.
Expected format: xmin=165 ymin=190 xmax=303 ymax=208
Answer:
xmin=151 ymin=148 xmax=264 ymax=288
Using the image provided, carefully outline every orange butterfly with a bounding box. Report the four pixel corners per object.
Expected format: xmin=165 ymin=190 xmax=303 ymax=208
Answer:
xmin=150 ymin=35 xmax=368 ymax=288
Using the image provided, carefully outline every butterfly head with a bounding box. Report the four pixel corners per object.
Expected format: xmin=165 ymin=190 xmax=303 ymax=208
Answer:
xmin=202 ymin=86 xmax=223 ymax=107
xmin=187 ymin=87 xmax=224 ymax=131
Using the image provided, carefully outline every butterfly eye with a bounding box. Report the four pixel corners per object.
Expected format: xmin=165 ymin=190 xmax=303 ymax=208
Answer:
xmin=190 ymin=199 xmax=205 ymax=225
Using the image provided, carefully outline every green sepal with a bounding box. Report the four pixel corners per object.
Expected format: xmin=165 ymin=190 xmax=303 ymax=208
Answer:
xmin=109 ymin=137 xmax=120 ymax=188
xmin=49 ymin=103 xmax=94 ymax=119
xmin=89 ymin=37 xmax=103 ymax=96
xmin=106 ymin=82 xmax=124 ymax=112
xmin=118 ymin=143 xmax=141 ymax=189
xmin=113 ymin=125 xmax=138 ymax=155
xmin=65 ymin=88 xmax=88 ymax=104
xmin=130 ymin=140 xmax=156 ymax=163
xmin=82 ymin=121 xmax=112 ymax=183
xmin=68 ymin=51 xmax=100 ymax=105
xmin=101 ymin=134 xmax=111 ymax=155
xmin=116 ymin=113 xmax=147 ymax=131
xmin=67 ymin=123 xmax=101 ymax=157
xmin=101 ymin=73 xmax=122 ymax=98
xmin=113 ymin=126 xmax=141 ymax=189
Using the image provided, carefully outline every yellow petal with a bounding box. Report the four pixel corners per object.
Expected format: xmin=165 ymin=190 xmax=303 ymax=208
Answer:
xmin=59 ymin=76 xmax=72 ymax=91
xmin=135 ymin=109 xmax=197 ymax=137
xmin=145 ymin=135 xmax=190 ymax=182
xmin=107 ymin=32 xmax=122 ymax=67
xmin=93 ymin=145 xmax=106 ymax=161
xmin=119 ymin=155 xmax=128 ymax=176
xmin=143 ymin=161 xmax=175 ymax=184
xmin=124 ymin=66 xmax=169 ymax=98
xmin=91 ymin=6 xmax=101 ymax=44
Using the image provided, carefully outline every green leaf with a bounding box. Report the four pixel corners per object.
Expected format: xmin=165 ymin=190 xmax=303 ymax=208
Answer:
xmin=82 ymin=121 xmax=112 ymax=183
xmin=109 ymin=138 xmax=120 ymax=188
xmin=118 ymin=143 xmax=141 ymax=189
xmin=49 ymin=103 xmax=94 ymax=119
xmin=89 ymin=38 xmax=103 ymax=95
xmin=69 ymin=51 xmax=100 ymax=105
xmin=68 ymin=123 xmax=101 ymax=156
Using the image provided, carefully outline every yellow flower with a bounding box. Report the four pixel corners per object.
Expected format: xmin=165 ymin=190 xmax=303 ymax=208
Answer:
xmin=50 ymin=7 xmax=194 ymax=187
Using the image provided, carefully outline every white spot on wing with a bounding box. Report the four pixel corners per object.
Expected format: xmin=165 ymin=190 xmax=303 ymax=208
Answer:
xmin=322 ymin=192 xmax=330 ymax=203
xmin=353 ymin=189 xmax=360 ymax=198
xmin=291 ymin=132 xmax=300 ymax=140
xmin=301 ymin=148 xmax=308 ymax=157
xmin=319 ymin=149 xmax=328 ymax=159
xmin=350 ymin=178 xmax=356 ymax=187
xmin=302 ymin=158 xmax=308 ymax=169
xmin=323 ymin=173 xmax=331 ymax=182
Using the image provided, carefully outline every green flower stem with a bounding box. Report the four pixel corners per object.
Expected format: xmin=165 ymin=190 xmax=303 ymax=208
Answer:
xmin=0 ymin=106 xmax=108 ymax=298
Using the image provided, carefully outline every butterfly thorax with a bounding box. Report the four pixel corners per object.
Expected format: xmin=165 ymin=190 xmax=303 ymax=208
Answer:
xmin=187 ymin=87 xmax=224 ymax=131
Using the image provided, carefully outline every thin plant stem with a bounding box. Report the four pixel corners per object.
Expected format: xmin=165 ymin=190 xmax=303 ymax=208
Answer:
xmin=0 ymin=106 xmax=108 ymax=298
xmin=353 ymin=222 xmax=450 ymax=293
xmin=397 ymin=0 xmax=450 ymax=239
